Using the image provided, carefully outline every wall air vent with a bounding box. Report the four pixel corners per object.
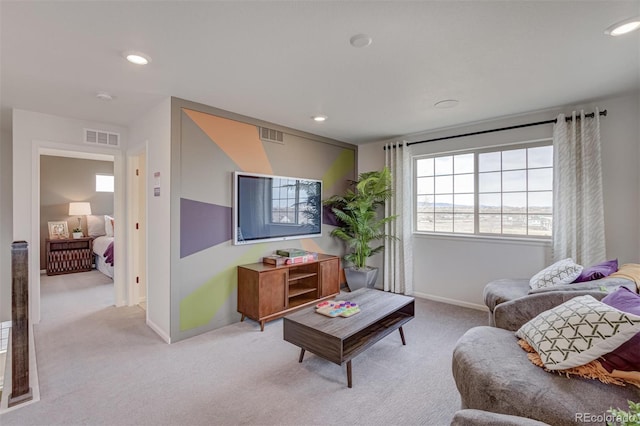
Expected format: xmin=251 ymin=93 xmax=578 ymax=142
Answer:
xmin=84 ymin=128 xmax=120 ymax=148
xmin=259 ymin=127 xmax=284 ymax=144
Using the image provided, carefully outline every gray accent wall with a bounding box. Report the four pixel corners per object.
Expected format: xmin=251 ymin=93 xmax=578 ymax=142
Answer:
xmin=170 ymin=97 xmax=357 ymax=342
xmin=39 ymin=155 xmax=114 ymax=269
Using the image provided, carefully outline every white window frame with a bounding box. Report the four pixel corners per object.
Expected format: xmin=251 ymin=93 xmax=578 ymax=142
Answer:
xmin=96 ymin=174 xmax=114 ymax=193
xmin=413 ymin=139 xmax=553 ymax=240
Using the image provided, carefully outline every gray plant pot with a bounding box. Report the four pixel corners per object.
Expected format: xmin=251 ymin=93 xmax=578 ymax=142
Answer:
xmin=344 ymin=267 xmax=379 ymax=292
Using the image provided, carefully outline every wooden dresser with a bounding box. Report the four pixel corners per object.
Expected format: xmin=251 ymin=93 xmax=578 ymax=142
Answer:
xmin=45 ymin=237 xmax=93 ymax=275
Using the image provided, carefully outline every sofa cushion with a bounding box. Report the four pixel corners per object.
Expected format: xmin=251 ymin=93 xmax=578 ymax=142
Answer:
xmin=452 ymin=326 xmax=640 ymax=426
xmin=529 ymin=258 xmax=583 ymax=290
xmin=600 ymin=287 xmax=640 ymax=372
xmin=483 ymin=279 xmax=530 ymax=312
xmin=516 ymin=295 xmax=640 ymax=370
xmin=573 ymin=259 xmax=618 ymax=283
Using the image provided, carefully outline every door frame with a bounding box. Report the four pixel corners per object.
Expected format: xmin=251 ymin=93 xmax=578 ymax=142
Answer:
xmin=31 ymin=140 xmax=126 ymax=324
xmin=127 ymin=143 xmax=148 ymax=316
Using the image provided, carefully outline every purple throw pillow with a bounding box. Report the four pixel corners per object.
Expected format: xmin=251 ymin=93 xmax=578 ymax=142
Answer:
xmin=600 ymin=286 xmax=640 ymax=372
xmin=573 ymin=259 xmax=618 ymax=283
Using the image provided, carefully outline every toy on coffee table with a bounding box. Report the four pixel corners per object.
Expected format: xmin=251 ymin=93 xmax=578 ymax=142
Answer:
xmin=315 ymin=300 xmax=360 ymax=317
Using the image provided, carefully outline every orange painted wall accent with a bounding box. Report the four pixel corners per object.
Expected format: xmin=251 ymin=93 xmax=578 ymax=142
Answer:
xmin=300 ymin=238 xmax=325 ymax=254
xmin=183 ymin=108 xmax=273 ymax=174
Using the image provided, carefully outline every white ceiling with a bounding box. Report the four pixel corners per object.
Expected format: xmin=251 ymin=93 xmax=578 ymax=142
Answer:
xmin=1 ymin=1 xmax=639 ymax=145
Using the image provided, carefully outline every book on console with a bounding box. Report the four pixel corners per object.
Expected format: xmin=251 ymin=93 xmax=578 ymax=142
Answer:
xmin=284 ymin=253 xmax=318 ymax=265
xmin=262 ymin=255 xmax=286 ymax=266
xmin=276 ymin=248 xmax=308 ymax=257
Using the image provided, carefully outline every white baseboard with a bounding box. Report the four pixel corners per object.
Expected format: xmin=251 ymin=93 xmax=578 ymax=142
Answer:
xmin=146 ymin=318 xmax=171 ymax=344
xmin=412 ymin=291 xmax=489 ymax=312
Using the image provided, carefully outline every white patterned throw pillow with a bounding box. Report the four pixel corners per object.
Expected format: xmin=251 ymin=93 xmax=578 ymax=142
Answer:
xmin=516 ymin=295 xmax=640 ymax=370
xmin=529 ymin=258 xmax=583 ymax=290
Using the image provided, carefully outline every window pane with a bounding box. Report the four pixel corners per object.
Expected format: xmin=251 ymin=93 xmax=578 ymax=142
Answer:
xmin=435 ymin=194 xmax=453 ymax=212
xmin=503 ymin=192 xmax=526 ymax=213
xmin=454 ymin=194 xmax=474 ymax=213
xmin=528 ymin=191 xmax=552 ymax=214
xmin=503 ymin=214 xmax=527 ymax=235
xmin=528 ymin=146 xmax=553 ymax=168
xmin=434 ymin=213 xmax=453 ymax=232
xmin=454 ymin=153 xmax=474 ymax=174
xmin=416 ymin=158 xmax=434 ymax=177
xmin=417 ymin=177 xmax=434 ymax=194
xmin=414 ymin=143 xmax=552 ymax=238
xmin=528 ymin=215 xmax=552 ymax=236
xmin=479 ymin=214 xmax=501 ymax=233
xmin=454 ymin=214 xmax=474 ymax=233
xmin=416 ymin=213 xmax=434 ymax=232
xmin=502 ymin=149 xmax=526 ymax=170
xmin=479 ymin=152 xmax=501 ymax=172
xmin=435 ymin=156 xmax=453 ymax=175
xmin=479 ymin=193 xmax=501 ymax=213
xmin=435 ymin=175 xmax=453 ymax=194
xmin=479 ymin=172 xmax=501 ymax=192
xmin=96 ymin=174 xmax=114 ymax=192
xmin=528 ymin=168 xmax=552 ymax=191
xmin=503 ymin=170 xmax=526 ymax=192
xmin=417 ymin=195 xmax=434 ymax=212
xmin=454 ymin=174 xmax=474 ymax=193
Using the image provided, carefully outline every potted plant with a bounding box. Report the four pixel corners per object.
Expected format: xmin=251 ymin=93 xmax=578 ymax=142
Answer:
xmin=324 ymin=167 xmax=397 ymax=291
xmin=72 ymin=227 xmax=83 ymax=239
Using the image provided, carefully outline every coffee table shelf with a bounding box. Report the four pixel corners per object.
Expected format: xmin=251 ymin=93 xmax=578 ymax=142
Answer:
xmin=343 ymin=311 xmax=413 ymax=359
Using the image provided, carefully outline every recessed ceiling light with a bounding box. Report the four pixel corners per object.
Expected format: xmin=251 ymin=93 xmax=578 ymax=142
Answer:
xmin=605 ymin=17 xmax=640 ymax=36
xmin=434 ymin=99 xmax=459 ymax=109
xmin=96 ymin=92 xmax=114 ymax=101
xmin=312 ymin=115 xmax=327 ymax=122
xmin=349 ymin=34 xmax=372 ymax=48
xmin=123 ymin=51 xmax=151 ymax=65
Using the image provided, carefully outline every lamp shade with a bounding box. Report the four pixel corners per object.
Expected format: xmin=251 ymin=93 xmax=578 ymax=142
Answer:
xmin=68 ymin=202 xmax=92 ymax=216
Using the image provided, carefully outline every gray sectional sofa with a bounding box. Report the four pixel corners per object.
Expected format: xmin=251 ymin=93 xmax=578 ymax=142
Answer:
xmin=451 ymin=276 xmax=640 ymax=426
xmin=484 ymin=276 xmax=636 ymax=330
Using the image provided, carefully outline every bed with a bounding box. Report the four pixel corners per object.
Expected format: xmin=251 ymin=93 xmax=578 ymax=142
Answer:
xmin=93 ymin=235 xmax=114 ymax=278
xmin=87 ymin=214 xmax=115 ymax=279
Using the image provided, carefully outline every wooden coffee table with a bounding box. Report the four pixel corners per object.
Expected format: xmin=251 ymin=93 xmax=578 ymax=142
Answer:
xmin=283 ymin=288 xmax=415 ymax=388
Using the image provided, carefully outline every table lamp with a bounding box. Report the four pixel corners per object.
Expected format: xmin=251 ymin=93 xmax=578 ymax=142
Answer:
xmin=68 ymin=202 xmax=92 ymax=236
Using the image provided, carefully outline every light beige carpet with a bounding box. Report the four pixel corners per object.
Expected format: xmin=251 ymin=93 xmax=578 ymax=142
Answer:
xmin=0 ymin=271 xmax=485 ymax=425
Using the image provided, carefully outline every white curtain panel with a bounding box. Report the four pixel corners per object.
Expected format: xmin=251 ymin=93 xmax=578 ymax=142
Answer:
xmin=552 ymin=108 xmax=606 ymax=267
xmin=384 ymin=141 xmax=413 ymax=295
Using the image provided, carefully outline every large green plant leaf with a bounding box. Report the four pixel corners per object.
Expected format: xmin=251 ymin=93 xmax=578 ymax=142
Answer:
xmin=324 ymin=166 xmax=398 ymax=269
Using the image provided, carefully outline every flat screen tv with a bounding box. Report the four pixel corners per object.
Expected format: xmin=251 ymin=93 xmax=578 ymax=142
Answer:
xmin=233 ymin=171 xmax=323 ymax=245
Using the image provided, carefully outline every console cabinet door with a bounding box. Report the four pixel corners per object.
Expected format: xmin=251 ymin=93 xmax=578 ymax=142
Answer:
xmin=319 ymin=258 xmax=340 ymax=297
xmin=258 ymin=269 xmax=288 ymax=316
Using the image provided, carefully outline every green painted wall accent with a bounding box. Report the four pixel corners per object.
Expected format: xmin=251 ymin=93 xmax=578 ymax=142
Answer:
xmin=179 ymin=244 xmax=267 ymax=331
xmin=322 ymin=149 xmax=355 ymax=192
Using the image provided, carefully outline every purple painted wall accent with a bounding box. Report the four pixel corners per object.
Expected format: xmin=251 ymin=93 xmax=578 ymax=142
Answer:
xmin=180 ymin=198 xmax=232 ymax=258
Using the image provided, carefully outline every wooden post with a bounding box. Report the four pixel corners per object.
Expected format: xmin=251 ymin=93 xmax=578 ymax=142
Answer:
xmin=8 ymin=241 xmax=32 ymax=407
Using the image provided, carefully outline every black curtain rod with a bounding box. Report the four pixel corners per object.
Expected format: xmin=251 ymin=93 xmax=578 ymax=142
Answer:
xmin=383 ymin=109 xmax=607 ymax=150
